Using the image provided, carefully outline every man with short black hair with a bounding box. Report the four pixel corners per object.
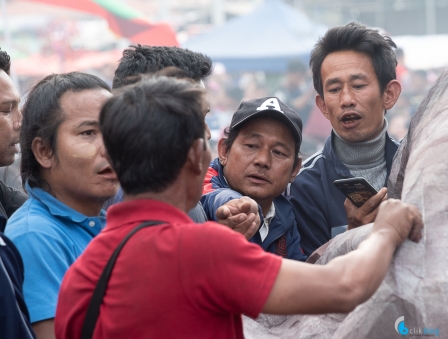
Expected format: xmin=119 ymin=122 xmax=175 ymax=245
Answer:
xmin=113 ymin=45 xmax=213 ymax=89
xmin=6 ymin=72 xmax=119 ymax=339
xmin=104 ymin=45 xmax=213 ymax=223
xmin=0 ymin=49 xmax=26 ymax=231
xmin=288 ymin=22 xmax=401 ymax=256
xmin=55 ymin=76 xmax=422 ymax=339
xmin=0 ymin=47 xmax=35 ymax=339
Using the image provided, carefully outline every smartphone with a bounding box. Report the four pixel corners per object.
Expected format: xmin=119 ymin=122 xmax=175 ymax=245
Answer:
xmin=333 ymin=177 xmax=378 ymax=207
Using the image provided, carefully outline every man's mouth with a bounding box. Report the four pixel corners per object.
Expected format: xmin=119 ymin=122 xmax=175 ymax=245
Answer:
xmin=98 ymin=168 xmax=112 ymax=175
xmin=341 ymin=113 xmax=362 ymax=124
xmin=247 ymin=173 xmax=270 ymax=184
xmin=98 ymin=166 xmax=117 ymax=179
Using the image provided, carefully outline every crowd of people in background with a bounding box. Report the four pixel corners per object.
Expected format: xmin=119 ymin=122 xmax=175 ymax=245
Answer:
xmin=8 ymin=20 xmax=440 ymax=169
xmin=2 ymin=52 xmax=438 ymax=192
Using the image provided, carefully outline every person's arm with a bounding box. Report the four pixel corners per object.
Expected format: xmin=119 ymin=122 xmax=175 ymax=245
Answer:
xmin=345 ymin=187 xmax=388 ymax=230
xmin=202 ymin=189 xmax=261 ymax=239
xmin=215 ymin=197 xmax=260 ymax=240
xmin=262 ymin=199 xmax=423 ymax=314
xmin=32 ymin=319 xmax=55 ymax=339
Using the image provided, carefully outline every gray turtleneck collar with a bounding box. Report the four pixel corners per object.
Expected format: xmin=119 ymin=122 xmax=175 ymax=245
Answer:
xmin=333 ymin=119 xmax=388 ymax=166
xmin=332 ymin=119 xmax=389 ymax=191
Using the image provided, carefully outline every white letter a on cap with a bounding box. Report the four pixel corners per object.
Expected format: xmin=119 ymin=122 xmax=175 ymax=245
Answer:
xmin=256 ymin=98 xmax=283 ymax=113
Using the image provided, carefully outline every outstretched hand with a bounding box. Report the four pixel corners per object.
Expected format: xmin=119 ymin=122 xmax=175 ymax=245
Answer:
xmin=215 ymin=196 xmax=260 ymax=240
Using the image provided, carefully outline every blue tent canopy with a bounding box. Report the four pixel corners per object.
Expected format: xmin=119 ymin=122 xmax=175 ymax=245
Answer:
xmin=183 ymin=0 xmax=327 ymax=72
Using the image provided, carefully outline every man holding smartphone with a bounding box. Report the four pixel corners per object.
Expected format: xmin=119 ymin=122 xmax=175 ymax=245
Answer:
xmin=287 ymin=22 xmax=401 ymax=256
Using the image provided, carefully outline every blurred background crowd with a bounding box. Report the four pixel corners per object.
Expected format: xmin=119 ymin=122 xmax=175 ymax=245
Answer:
xmin=1 ymin=0 xmax=448 ymax=185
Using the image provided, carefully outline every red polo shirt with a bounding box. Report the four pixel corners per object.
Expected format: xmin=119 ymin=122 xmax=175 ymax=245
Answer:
xmin=55 ymin=199 xmax=282 ymax=339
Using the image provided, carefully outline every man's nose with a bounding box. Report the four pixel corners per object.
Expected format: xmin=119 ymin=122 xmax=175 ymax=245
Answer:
xmin=99 ymin=141 xmax=108 ymax=158
xmin=13 ymin=108 xmax=22 ymax=131
xmin=340 ymin=86 xmax=356 ymax=108
xmin=205 ymin=122 xmax=211 ymax=140
xmin=253 ymin=148 xmax=271 ymax=168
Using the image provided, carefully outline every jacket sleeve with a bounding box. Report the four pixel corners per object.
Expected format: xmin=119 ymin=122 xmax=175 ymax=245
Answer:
xmin=0 ymin=233 xmax=36 ymax=339
xmin=287 ymin=175 xmax=331 ymax=257
xmin=200 ymin=188 xmax=243 ymax=221
xmin=0 ymin=181 xmax=27 ymax=218
xmin=287 ymin=220 xmax=307 ymax=262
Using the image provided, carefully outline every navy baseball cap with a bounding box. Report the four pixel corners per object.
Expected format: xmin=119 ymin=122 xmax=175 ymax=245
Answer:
xmin=230 ymin=97 xmax=303 ymax=147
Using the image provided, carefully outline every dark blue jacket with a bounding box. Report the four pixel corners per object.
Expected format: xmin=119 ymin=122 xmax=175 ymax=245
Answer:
xmin=202 ymin=158 xmax=307 ymax=261
xmin=0 ymin=230 xmax=36 ymax=339
xmin=287 ymin=131 xmax=398 ymax=256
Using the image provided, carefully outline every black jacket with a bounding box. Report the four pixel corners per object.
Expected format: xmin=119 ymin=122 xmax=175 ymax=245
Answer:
xmin=0 ymin=232 xmax=36 ymax=338
xmin=0 ymin=180 xmax=27 ymax=232
xmin=287 ymin=132 xmax=398 ymax=256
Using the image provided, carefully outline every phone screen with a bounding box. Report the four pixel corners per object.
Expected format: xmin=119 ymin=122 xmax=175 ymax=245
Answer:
xmin=334 ymin=178 xmax=378 ymax=207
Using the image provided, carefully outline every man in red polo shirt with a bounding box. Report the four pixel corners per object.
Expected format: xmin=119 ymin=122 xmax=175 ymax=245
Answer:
xmin=55 ymin=76 xmax=423 ymax=339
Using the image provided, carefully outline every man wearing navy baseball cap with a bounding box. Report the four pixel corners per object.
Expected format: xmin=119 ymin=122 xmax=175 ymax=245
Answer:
xmin=201 ymin=97 xmax=307 ymax=260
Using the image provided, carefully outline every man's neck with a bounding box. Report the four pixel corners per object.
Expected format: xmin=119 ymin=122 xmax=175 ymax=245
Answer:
xmin=124 ymin=191 xmax=193 ymax=214
xmin=124 ymin=175 xmax=197 ymax=214
xmin=50 ymin=190 xmax=104 ymax=216
xmin=258 ymin=199 xmax=275 ymax=217
xmin=332 ymin=119 xmax=388 ymax=166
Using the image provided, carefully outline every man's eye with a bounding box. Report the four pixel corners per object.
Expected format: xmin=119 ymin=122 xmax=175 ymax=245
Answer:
xmin=353 ymin=84 xmax=366 ymax=90
xmin=1 ymin=106 xmax=12 ymax=114
xmin=245 ymin=144 xmax=255 ymax=149
xmin=273 ymin=150 xmax=286 ymax=157
xmin=81 ymin=130 xmax=96 ymax=136
xmin=328 ymin=87 xmax=339 ymax=93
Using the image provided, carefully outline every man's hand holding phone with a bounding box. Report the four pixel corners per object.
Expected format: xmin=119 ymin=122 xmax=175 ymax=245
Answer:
xmin=345 ymin=187 xmax=388 ymax=230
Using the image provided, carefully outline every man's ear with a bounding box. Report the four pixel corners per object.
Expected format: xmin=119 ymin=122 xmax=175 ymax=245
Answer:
xmin=315 ymin=94 xmax=329 ymax=120
xmin=217 ymin=138 xmax=229 ymax=166
xmin=31 ymin=137 xmax=54 ymax=169
xmin=383 ymin=80 xmax=402 ymax=110
xmin=187 ymin=138 xmax=205 ymax=175
xmin=290 ymin=156 xmax=302 ymax=182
